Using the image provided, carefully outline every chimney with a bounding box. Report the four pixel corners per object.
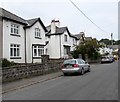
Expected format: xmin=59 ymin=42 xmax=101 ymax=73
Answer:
xmin=51 ymin=19 xmax=60 ymax=34
xmin=54 ymin=20 xmax=60 ymax=27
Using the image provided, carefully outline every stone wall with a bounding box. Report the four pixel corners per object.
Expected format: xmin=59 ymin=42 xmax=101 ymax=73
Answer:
xmin=2 ymin=55 xmax=63 ymax=83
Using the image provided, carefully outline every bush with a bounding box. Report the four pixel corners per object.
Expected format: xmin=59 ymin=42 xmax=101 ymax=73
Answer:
xmin=2 ymin=58 xmax=16 ymax=67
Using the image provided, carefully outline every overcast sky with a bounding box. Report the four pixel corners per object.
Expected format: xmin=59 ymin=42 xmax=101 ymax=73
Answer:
xmin=0 ymin=0 xmax=118 ymax=40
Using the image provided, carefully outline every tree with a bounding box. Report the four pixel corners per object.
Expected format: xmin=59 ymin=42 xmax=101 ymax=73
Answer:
xmin=99 ymin=39 xmax=111 ymax=45
xmin=71 ymin=39 xmax=101 ymax=60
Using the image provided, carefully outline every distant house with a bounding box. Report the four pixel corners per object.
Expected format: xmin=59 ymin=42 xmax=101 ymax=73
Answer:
xmin=46 ymin=20 xmax=79 ymax=59
xmin=75 ymin=32 xmax=85 ymax=44
xmin=0 ymin=8 xmax=47 ymax=63
xmin=99 ymin=47 xmax=113 ymax=55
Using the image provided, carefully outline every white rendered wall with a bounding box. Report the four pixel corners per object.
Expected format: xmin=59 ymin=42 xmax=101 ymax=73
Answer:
xmin=3 ymin=19 xmax=25 ymax=63
xmin=26 ymin=21 xmax=46 ymax=63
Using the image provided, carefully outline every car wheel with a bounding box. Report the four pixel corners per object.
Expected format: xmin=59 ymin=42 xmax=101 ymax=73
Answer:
xmin=81 ymin=68 xmax=84 ymax=75
xmin=88 ymin=66 xmax=90 ymax=72
xmin=64 ymin=73 xmax=68 ymax=76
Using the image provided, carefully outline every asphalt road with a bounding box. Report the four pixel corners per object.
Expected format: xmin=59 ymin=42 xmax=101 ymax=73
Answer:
xmin=3 ymin=61 xmax=118 ymax=100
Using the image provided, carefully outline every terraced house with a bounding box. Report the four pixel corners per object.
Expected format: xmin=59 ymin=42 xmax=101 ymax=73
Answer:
xmin=0 ymin=8 xmax=47 ymax=63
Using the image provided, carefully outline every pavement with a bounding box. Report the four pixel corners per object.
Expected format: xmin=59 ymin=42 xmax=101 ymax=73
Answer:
xmin=2 ymin=71 xmax=63 ymax=94
xmin=2 ymin=64 xmax=96 ymax=94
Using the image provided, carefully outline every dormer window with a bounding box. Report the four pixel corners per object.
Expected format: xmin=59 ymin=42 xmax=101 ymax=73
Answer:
xmin=11 ymin=24 xmax=20 ymax=36
xmin=35 ymin=28 xmax=41 ymax=39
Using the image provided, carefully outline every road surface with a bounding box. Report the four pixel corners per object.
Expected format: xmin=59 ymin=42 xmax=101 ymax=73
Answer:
xmin=3 ymin=61 xmax=118 ymax=100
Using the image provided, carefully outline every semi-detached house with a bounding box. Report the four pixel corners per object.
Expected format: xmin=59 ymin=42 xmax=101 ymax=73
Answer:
xmin=0 ymin=8 xmax=47 ymax=63
xmin=0 ymin=8 xmax=80 ymax=63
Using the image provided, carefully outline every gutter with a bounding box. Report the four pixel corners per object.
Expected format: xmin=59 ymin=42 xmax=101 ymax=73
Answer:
xmin=59 ymin=35 xmax=62 ymax=58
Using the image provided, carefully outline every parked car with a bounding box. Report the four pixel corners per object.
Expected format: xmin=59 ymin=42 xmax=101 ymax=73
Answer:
xmin=61 ymin=59 xmax=90 ymax=76
xmin=101 ymin=56 xmax=113 ymax=63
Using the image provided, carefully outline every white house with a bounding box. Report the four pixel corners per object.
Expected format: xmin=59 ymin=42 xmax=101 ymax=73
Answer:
xmin=46 ymin=20 xmax=79 ymax=59
xmin=0 ymin=8 xmax=47 ymax=63
xmin=99 ymin=47 xmax=113 ymax=55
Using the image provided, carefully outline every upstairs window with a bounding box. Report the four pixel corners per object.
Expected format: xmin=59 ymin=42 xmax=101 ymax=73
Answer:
xmin=73 ymin=38 xmax=75 ymax=44
xmin=64 ymin=35 xmax=67 ymax=42
xmin=11 ymin=24 xmax=19 ymax=35
xmin=35 ymin=28 xmax=41 ymax=38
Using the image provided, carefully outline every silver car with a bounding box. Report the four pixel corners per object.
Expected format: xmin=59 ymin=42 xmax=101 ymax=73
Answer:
xmin=61 ymin=59 xmax=90 ymax=76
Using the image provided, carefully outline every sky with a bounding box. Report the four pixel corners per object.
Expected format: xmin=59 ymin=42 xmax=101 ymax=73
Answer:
xmin=0 ymin=0 xmax=119 ymax=40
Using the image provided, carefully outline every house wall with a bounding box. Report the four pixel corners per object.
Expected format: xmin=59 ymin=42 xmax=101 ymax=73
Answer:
xmin=0 ymin=13 xmax=3 ymax=59
xmin=61 ymin=31 xmax=76 ymax=57
xmin=47 ymin=30 xmax=78 ymax=59
xmin=47 ymin=35 xmax=60 ymax=59
xmin=3 ymin=19 xmax=25 ymax=63
xmin=26 ymin=21 xmax=46 ymax=63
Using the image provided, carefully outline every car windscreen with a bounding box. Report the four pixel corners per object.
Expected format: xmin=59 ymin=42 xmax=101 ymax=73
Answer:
xmin=63 ymin=60 xmax=76 ymax=65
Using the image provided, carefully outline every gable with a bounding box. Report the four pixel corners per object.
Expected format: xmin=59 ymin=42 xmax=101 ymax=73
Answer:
xmin=25 ymin=18 xmax=47 ymax=32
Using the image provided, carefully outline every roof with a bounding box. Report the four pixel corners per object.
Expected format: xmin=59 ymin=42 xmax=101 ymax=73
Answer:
xmin=1 ymin=8 xmax=27 ymax=25
xmin=25 ymin=18 xmax=47 ymax=32
xmin=1 ymin=8 xmax=47 ymax=32
xmin=46 ymin=25 xmax=78 ymax=39
xmin=75 ymin=34 xmax=83 ymax=39
xmin=85 ymin=37 xmax=92 ymax=41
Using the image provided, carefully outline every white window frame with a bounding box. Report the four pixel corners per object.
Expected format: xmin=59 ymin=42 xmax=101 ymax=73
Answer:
xmin=33 ymin=45 xmax=44 ymax=57
xmin=11 ymin=23 xmax=20 ymax=35
xmin=10 ymin=44 xmax=20 ymax=57
xmin=35 ymin=28 xmax=41 ymax=38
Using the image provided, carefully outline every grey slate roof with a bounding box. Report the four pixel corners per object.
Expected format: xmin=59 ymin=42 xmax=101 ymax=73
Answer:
xmin=46 ymin=25 xmax=51 ymax=31
xmin=46 ymin=25 xmax=78 ymax=39
xmin=26 ymin=18 xmax=39 ymax=26
xmin=26 ymin=18 xmax=47 ymax=32
xmin=1 ymin=8 xmax=47 ymax=32
xmin=1 ymin=8 xmax=27 ymax=25
xmin=75 ymin=34 xmax=83 ymax=39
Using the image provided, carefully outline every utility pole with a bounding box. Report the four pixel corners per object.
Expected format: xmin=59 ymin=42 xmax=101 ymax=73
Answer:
xmin=111 ymin=33 xmax=113 ymax=49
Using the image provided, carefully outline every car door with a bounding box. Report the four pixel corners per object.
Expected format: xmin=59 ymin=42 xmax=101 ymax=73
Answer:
xmin=77 ymin=59 xmax=83 ymax=70
xmin=81 ymin=60 xmax=88 ymax=71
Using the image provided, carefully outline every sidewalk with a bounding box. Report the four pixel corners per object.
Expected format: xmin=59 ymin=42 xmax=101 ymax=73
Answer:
xmin=2 ymin=64 xmax=97 ymax=94
xmin=2 ymin=71 xmax=63 ymax=94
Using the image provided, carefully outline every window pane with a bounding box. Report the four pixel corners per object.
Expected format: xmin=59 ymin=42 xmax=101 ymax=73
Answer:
xmin=34 ymin=49 xmax=37 ymax=56
xmin=35 ymin=31 xmax=36 ymax=37
xmin=14 ymin=45 xmax=16 ymax=47
xmin=34 ymin=46 xmax=37 ymax=48
xmin=10 ymin=48 xmax=13 ymax=56
xmin=10 ymin=44 xmax=13 ymax=47
xmin=17 ymin=48 xmax=19 ymax=56
xmin=11 ymin=28 xmax=13 ymax=33
xmin=17 ymin=45 xmax=19 ymax=47
xmin=42 ymin=49 xmax=44 ymax=55
xmin=16 ymin=29 xmax=19 ymax=34
xmin=38 ymin=49 xmax=40 ymax=56
xmin=14 ymin=48 xmax=16 ymax=56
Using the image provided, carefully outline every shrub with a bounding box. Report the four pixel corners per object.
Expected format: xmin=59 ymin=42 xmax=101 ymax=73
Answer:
xmin=2 ymin=58 xmax=16 ymax=67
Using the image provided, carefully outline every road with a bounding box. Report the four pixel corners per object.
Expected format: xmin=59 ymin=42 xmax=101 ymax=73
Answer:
xmin=3 ymin=61 xmax=118 ymax=100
